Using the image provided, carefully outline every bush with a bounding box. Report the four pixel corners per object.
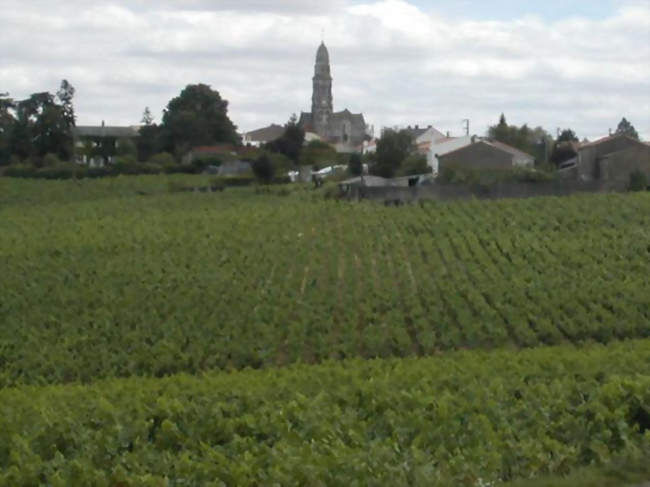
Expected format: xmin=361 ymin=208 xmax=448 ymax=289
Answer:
xmin=628 ymin=170 xmax=648 ymax=192
xmin=210 ymin=176 xmax=255 ymax=187
xmin=149 ymin=152 xmax=176 ymax=166
xmin=348 ymin=153 xmax=363 ymax=176
xmin=113 ymin=159 xmax=156 ymax=175
xmin=252 ymin=155 xmax=274 ymax=184
xmin=116 ymin=139 xmax=137 ymax=158
xmin=42 ymin=153 xmax=63 ymax=167
xmin=397 ymin=154 xmax=431 ymax=176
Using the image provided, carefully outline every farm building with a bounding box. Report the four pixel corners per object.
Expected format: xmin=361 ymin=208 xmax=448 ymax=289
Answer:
xmin=573 ymin=134 xmax=650 ymax=184
xmin=438 ymin=138 xmax=534 ymax=172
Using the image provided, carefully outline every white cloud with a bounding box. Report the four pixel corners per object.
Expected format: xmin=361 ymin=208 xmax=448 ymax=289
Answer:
xmin=1 ymin=0 xmax=648 ymax=140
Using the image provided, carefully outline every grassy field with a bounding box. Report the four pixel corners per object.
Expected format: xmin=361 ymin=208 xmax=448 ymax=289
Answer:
xmin=0 ymin=176 xmax=648 ymax=485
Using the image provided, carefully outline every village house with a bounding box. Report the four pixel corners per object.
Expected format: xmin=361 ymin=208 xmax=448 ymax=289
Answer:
xmin=242 ymin=124 xmax=285 ymax=147
xmin=73 ymin=122 xmax=140 ymax=166
xmin=427 ymin=135 xmax=473 ymax=174
xmin=438 ymin=138 xmax=534 ymax=173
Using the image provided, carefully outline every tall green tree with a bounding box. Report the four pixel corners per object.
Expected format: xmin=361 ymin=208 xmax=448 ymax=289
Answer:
xmin=161 ymin=84 xmax=240 ymax=157
xmin=487 ymin=114 xmax=552 ymax=164
xmin=137 ymin=107 xmax=161 ymax=162
xmin=141 ymin=106 xmax=154 ymax=126
xmin=56 ymin=80 xmax=76 ymax=129
xmin=615 ymin=117 xmax=639 ymax=140
xmin=8 ymin=83 xmax=76 ymax=162
xmin=372 ymin=129 xmax=414 ymax=178
xmin=265 ymin=114 xmax=305 ymax=163
xmin=550 ymin=129 xmax=579 ymax=166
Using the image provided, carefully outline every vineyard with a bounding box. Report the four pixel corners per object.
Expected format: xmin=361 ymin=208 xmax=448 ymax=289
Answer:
xmin=1 ymin=341 xmax=649 ymax=486
xmin=0 ymin=176 xmax=649 ymax=485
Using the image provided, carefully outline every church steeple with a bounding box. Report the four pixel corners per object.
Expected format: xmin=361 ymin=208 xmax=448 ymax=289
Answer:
xmin=312 ymin=42 xmax=333 ymax=135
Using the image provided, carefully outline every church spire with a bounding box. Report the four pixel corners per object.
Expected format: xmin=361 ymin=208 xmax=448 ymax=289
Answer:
xmin=312 ymin=42 xmax=333 ymax=135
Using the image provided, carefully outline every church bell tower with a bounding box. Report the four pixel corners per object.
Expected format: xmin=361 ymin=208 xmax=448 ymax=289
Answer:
xmin=312 ymin=42 xmax=333 ymax=135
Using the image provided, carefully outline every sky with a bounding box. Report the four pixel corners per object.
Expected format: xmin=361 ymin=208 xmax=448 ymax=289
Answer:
xmin=2 ymin=0 xmax=649 ymax=141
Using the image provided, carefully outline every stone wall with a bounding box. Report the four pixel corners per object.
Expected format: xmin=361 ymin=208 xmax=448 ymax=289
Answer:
xmin=599 ymin=145 xmax=650 ymax=186
xmin=343 ymin=180 xmax=613 ymax=203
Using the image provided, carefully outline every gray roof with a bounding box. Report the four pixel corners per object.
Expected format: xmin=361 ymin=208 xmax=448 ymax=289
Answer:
xmin=330 ymin=109 xmax=365 ymax=125
xmin=245 ymin=124 xmax=284 ymax=142
xmin=488 ymin=140 xmax=534 ymax=159
xmin=402 ymin=126 xmax=429 ymax=139
xmin=74 ymin=125 xmax=140 ymax=138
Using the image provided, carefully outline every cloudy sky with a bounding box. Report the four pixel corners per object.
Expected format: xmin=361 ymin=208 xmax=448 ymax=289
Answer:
xmin=3 ymin=0 xmax=649 ymax=140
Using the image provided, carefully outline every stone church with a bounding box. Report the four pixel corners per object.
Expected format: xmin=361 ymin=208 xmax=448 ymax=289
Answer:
xmin=298 ymin=42 xmax=367 ymax=152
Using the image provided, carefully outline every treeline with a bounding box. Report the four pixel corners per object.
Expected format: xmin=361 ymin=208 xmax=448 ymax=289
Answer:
xmin=0 ymin=81 xmax=76 ymax=166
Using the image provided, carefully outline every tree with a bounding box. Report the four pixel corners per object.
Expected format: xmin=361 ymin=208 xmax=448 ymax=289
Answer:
xmin=615 ymin=117 xmax=639 ymax=140
xmin=161 ymin=84 xmax=240 ymax=157
xmin=550 ymin=129 xmax=579 ymax=166
xmin=348 ymin=152 xmax=363 ymax=176
xmin=397 ymin=153 xmax=430 ymax=176
xmin=487 ymin=114 xmax=552 ymax=164
xmin=6 ymin=83 xmax=76 ymax=163
xmin=252 ymin=154 xmax=274 ymax=183
xmin=56 ymin=80 xmax=76 ymax=129
xmin=372 ymin=129 xmax=413 ymax=178
xmin=300 ymin=139 xmax=336 ymax=168
xmin=557 ymin=129 xmax=578 ymax=143
xmin=266 ymin=114 xmax=305 ymax=163
xmin=141 ymin=107 xmax=154 ymax=126
xmin=14 ymin=91 xmax=73 ymax=162
xmin=137 ymin=123 xmax=162 ymax=162
xmin=628 ymin=170 xmax=647 ymax=191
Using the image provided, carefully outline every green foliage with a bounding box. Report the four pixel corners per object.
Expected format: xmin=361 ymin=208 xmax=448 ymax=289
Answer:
xmin=160 ymin=83 xmax=240 ymax=156
xmin=347 ymin=152 xmax=363 ymax=176
xmin=265 ymin=116 xmax=305 ymax=162
xmin=397 ymin=153 xmax=431 ymax=176
xmin=557 ymin=129 xmax=579 ymax=143
xmin=0 ymin=180 xmax=648 ymax=386
xmin=0 ymin=341 xmax=648 ymax=485
xmin=615 ymin=117 xmax=639 ymax=140
xmin=299 ymin=139 xmax=336 ymax=168
xmin=266 ymin=151 xmax=293 ymax=174
xmin=116 ymin=138 xmax=137 ymax=158
xmin=42 ymin=153 xmax=62 ymax=167
xmin=487 ymin=114 xmax=552 ymax=164
xmin=137 ymin=123 xmax=162 ymax=162
xmin=148 ymin=152 xmax=176 ymax=166
xmin=252 ymin=154 xmax=274 ymax=183
xmin=373 ymin=128 xmax=414 ymax=177
xmin=628 ymin=169 xmax=648 ymax=191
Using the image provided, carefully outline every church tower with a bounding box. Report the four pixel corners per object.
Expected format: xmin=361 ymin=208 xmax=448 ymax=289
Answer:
xmin=311 ymin=42 xmax=333 ymax=135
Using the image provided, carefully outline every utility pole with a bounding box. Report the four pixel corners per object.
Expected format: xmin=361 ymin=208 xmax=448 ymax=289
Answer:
xmin=462 ymin=119 xmax=470 ymax=136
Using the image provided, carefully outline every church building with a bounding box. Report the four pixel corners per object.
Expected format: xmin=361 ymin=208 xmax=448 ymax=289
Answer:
xmin=298 ymin=42 xmax=367 ymax=153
